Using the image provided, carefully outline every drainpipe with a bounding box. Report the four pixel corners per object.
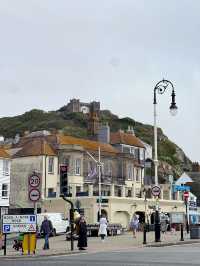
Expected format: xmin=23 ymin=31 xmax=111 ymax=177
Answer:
xmin=44 ymin=155 xmax=47 ymax=198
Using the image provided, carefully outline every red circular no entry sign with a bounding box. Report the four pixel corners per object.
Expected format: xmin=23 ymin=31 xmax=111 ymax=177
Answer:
xmin=184 ymin=191 xmax=189 ymax=199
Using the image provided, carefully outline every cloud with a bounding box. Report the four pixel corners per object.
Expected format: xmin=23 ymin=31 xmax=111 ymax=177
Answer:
xmin=0 ymin=0 xmax=199 ymax=161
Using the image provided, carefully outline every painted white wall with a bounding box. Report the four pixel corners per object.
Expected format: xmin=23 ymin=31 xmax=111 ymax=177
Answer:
xmin=0 ymin=158 xmax=11 ymax=207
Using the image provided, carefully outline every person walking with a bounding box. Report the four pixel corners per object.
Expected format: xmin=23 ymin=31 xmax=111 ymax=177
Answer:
xmin=40 ymin=216 xmax=53 ymax=250
xmin=130 ymin=213 xmax=139 ymax=238
xmin=77 ymin=216 xmax=87 ymax=250
xmin=98 ymin=214 xmax=108 ymax=241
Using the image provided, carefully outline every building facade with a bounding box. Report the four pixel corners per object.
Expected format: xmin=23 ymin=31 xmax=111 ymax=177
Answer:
xmin=0 ymin=148 xmax=11 ymax=217
xmin=8 ymin=130 xmax=185 ymax=227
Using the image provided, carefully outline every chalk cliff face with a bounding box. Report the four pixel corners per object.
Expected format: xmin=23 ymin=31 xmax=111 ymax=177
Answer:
xmin=0 ymin=106 xmax=192 ymax=178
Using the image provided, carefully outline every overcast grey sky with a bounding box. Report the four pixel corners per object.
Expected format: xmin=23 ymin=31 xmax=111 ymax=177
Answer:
xmin=0 ymin=0 xmax=199 ymax=162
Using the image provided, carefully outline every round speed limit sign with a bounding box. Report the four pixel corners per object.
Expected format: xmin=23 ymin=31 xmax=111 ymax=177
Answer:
xmin=29 ymin=174 xmax=40 ymax=188
xmin=151 ymin=185 xmax=161 ymax=197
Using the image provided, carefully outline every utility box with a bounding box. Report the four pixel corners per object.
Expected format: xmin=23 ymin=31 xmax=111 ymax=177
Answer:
xmin=190 ymin=225 xmax=200 ymax=239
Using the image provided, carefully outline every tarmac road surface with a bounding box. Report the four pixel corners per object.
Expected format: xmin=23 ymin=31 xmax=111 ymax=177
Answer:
xmin=1 ymin=243 xmax=200 ymax=266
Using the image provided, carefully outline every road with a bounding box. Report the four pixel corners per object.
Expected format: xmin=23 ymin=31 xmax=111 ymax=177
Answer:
xmin=1 ymin=243 xmax=200 ymax=266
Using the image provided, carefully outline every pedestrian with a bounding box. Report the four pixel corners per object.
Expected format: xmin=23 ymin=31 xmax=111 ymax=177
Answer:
xmin=98 ymin=214 xmax=108 ymax=242
xmin=77 ymin=216 xmax=87 ymax=250
xmin=40 ymin=216 xmax=53 ymax=250
xmin=130 ymin=213 xmax=139 ymax=238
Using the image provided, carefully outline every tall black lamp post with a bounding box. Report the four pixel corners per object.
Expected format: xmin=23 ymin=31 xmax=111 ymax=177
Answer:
xmin=153 ymin=79 xmax=178 ymax=242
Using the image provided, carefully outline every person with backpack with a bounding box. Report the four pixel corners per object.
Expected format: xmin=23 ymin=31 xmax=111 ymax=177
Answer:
xmin=40 ymin=216 xmax=53 ymax=250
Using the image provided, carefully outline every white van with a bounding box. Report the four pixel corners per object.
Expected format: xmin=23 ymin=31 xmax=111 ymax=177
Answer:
xmin=37 ymin=213 xmax=69 ymax=236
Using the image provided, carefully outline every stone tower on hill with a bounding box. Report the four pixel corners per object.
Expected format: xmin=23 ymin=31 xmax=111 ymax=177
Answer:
xmin=65 ymin=99 xmax=100 ymax=115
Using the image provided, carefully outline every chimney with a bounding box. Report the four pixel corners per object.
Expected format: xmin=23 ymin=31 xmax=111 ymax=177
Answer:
xmin=98 ymin=124 xmax=110 ymax=144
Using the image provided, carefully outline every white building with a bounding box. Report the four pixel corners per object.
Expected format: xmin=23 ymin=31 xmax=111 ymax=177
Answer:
xmin=0 ymin=148 xmax=11 ymax=217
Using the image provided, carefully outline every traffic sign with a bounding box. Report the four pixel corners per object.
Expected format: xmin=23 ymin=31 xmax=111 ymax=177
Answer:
xmin=29 ymin=173 xmax=40 ymax=188
xmin=2 ymin=215 xmax=37 ymax=234
xmin=184 ymin=191 xmax=189 ymax=199
xmin=3 ymin=215 xmax=36 ymax=224
xmin=173 ymin=185 xmax=190 ymax=192
xmin=151 ymin=185 xmax=161 ymax=197
xmin=29 ymin=188 xmax=40 ymax=202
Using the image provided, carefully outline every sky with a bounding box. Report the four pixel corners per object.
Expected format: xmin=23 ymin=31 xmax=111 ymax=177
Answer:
xmin=0 ymin=0 xmax=199 ymax=162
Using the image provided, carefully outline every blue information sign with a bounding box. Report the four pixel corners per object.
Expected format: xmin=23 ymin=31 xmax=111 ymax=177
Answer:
xmin=173 ymin=185 xmax=190 ymax=192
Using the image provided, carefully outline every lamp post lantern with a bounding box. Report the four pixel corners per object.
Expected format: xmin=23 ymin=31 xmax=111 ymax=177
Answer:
xmin=153 ymin=79 xmax=178 ymax=242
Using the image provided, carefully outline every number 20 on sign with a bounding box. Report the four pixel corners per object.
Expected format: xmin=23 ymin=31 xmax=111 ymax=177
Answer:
xmin=29 ymin=174 xmax=40 ymax=188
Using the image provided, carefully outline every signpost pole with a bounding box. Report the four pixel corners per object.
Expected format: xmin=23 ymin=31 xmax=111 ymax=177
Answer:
xmin=34 ymin=202 xmax=37 ymax=215
xmin=28 ymin=233 xmax=31 ymax=255
xmin=61 ymin=195 xmax=74 ymax=251
xmin=4 ymin=234 xmax=6 ymax=256
xmin=185 ymin=198 xmax=189 ymax=234
xmin=180 ymin=223 xmax=184 ymax=241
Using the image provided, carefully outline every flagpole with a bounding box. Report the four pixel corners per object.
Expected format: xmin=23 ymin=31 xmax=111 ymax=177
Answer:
xmin=98 ymin=146 xmax=102 ymax=218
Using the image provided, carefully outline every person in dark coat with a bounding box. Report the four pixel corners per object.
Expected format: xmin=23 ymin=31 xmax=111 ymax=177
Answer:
xmin=40 ymin=216 xmax=53 ymax=250
xmin=77 ymin=216 xmax=87 ymax=250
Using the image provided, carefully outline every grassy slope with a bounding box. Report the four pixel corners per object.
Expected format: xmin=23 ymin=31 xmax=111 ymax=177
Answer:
xmin=0 ymin=108 xmax=192 ymax=175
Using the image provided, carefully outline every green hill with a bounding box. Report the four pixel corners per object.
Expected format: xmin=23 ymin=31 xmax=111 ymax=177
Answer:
xmin=0 ymin=108 xmax=192 ymax=177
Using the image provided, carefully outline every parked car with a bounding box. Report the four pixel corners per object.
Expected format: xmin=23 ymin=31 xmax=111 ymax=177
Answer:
xmin=37 ymin=213 xmax=69 ymax=236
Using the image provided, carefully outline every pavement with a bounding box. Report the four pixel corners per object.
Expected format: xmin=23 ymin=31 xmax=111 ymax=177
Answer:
xmin=1 ymin=230 xmax=199 ymax=258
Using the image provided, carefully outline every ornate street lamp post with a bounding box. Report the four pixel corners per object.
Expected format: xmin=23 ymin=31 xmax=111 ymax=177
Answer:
xmin=153 ymin=79 xmax=178 ymax=242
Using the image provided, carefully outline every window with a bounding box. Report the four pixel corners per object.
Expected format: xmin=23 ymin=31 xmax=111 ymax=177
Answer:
xmin=76 ymin=186 xmax=81 ymax=193
xmin=62 ymin=157 xmax=69 ymax=166
xmin=126 ymin=188 xmax=132 ymax=197
xmin=3 ymin=160 xmax=9 ymax=175
xmin=135 ymin=188 xmax=141 ymax=198
xmin=130 ymin=147 xmax=135 ymax=156
xmin=2 ymin=184 xmax=8 ymax=198
xmin=140 ymin=148 xmax=144 ymax=160
xmin=136 ymin=168 xmax=140 ymax=182
xmin=127 ymin=164 xmax=133 ymax=180
xmin=48 ymin=188 xmax=56 ymax=198
xmin=105 ymin=161 xmax=112 ymax=177
xmin=48 ymin=157 xmax=54 ymax=173
xmin=75 ymin=158 xmax=81 ymax=175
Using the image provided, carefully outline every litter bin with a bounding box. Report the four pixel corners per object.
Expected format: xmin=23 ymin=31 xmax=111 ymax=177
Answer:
xmin=190 ymin=225 xmax=200 ymax=239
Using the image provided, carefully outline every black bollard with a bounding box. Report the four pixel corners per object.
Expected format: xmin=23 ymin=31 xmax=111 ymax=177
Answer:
xmin=143 ymin=223 xmax=147 ymax=244
xmin=180 ymin=223 xmax=184 ymax=241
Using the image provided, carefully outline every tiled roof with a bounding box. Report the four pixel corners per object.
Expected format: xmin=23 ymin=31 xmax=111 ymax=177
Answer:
xmin=110 ymin=131 xmax=145 ymax=148
xmin=57 ymin=134 xmax=118 ymax=154
xmin=13 ymin=138 xmax=57 ymax=158
xmin=0 ymin=148 xmax=10 ymax=159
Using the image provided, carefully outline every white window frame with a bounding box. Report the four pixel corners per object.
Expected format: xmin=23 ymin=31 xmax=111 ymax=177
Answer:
xmin=2 ymin=183 xmax=8 ymax=198
xmin=130 ymin=147 xmax=135 ymax=155
xmin=3 ymin=160 xmax=9 ymax=176
xmin=127 ymin=164 xmax=133 ymax=181
xmin=48 ymin=157 xmax=54 ymax=174
xmin=75 ymin=158 xmax=81 ymax=175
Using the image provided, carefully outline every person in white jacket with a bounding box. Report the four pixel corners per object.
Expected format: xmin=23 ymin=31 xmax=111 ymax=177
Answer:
xmin=98 ymin=214 xmax=108 ymax=241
